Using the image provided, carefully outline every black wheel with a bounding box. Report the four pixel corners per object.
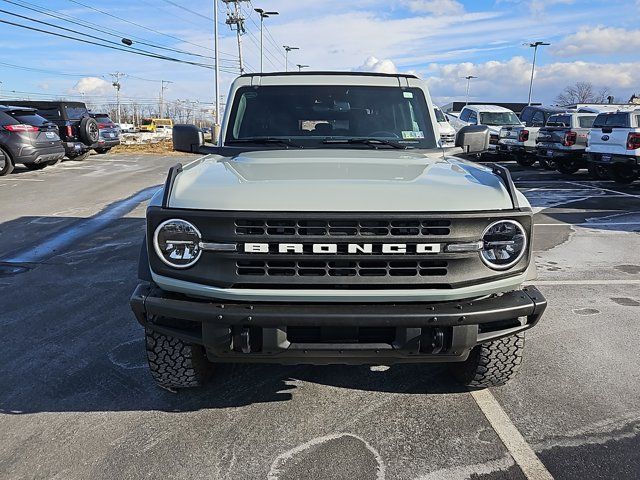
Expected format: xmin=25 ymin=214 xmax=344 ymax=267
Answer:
xmin=515 ymin=155 xmax=536 ymax=167
xmin=450 ymin=332 xmax=525 ymax=388
xmin=588 ymin=163 xmax=609 ymax=180
xmin=24 ymin=163 xmax=48 ymax=171
xmin=538 ymin=158 xmax=557 ymax=170
xmin=67 ymin=151 xmax=91 ymax=161
xmin=0 ymin=147 xmax=15 ymax=176
xmin=48 ymin=157 xmax=63 ymax=167
xmin=94 ymin=148 xmax=111 ymax=154
xmin=79 ymin=117 xmax=100 ymax=144
xmin=556 ymin=159 xmax=581 ymax=174
xmin=607 ymin=165 xmax=638 ymax=184
xmin=145 ymin=328 xmax=213 ymax=389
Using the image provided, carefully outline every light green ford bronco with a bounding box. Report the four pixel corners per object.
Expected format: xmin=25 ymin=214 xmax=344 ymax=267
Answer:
xmin=130 ymin=72 xmax=546 ymax=389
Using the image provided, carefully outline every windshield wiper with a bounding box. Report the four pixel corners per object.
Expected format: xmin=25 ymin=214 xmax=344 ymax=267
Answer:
xmin=226 ymin=137 xmax=303 ymax=148
xmin=322 ymin=138 xmax=410 ymax=149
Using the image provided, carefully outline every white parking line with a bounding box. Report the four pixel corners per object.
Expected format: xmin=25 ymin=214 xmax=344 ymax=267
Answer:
xmin=565 ymin=181 xmax=640 ymax=200
xmin=535 ymin=222 xmax=640 ymax=227
xmin=471 ymin=389 xmax=554 ymax=480
xmin=532 ymin=280 xmax=640 ymax=286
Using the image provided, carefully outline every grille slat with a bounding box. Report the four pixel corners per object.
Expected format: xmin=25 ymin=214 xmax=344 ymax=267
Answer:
xmin=237 ymin=259 xmax=448 ymax=277
xmin=235 ymin=218 xmax=452 ymax=237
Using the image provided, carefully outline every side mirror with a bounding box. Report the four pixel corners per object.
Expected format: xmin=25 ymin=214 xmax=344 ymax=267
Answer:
xmin=455 ymin=125 xmax=490 ymax=154
xmin=172 ymin=124 xmax=204 ymax=153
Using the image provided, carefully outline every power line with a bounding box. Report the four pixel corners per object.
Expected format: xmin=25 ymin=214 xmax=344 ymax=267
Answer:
xmin=0 ymin=8 xmax=219 ymax=69
xmin=65 ymin=0 xmax=237 ymax=58
xmin=0 ymin=18 xmax=240 ymax=73
xmin=2 ymin=0 xmax=238 ymax=65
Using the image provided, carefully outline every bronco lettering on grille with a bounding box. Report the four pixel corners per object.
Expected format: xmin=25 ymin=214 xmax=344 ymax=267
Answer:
xmin=243 ymin=243 xmax=442 ymax=254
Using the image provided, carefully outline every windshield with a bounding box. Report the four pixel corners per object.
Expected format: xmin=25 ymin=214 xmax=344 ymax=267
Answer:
xmin=225 ymin=85 xmax=437 ymax=149
xmin=6 ymin=110 xmax=50 ymax=126
xmin=546 ymin=115 xmax=571 ymax=127
xmin=593 ymin=113 xmax=629 ymax=128
xmin=142 ymin=119 xmax=153 ymax=125
xmin=64 ymin=105 xmax=89 ymax=120
xmin=479 ymin=112 xmax=520 ymax=126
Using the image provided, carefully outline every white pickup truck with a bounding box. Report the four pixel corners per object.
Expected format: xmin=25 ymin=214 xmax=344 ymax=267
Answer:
xmin=448 ymin=105 xmax=522 ymax=154
xmin=587 ymin=110 xmax=640 ymax=184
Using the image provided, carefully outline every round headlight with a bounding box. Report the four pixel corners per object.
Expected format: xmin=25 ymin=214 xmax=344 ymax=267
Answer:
xmin=153 ymin=219 xmax=202 ymax=269
xmin=480 ymin=220 xmax=527 ymax=270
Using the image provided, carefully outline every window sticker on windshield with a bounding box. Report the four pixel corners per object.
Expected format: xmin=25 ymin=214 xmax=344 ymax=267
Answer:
xmin=402 ymin=131 xmax=424 ymax=140
xmin=403 ymin=91 xmax=414 ymax=99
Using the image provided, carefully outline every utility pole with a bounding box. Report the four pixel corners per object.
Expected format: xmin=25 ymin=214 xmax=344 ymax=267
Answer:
xmin=214 ymin=0 xmax=221 ymax=127
xmin=254 ymin=7 xmax=279 ymax=73
xmin=283 ymin=45 xmax=299 ymax=72
xmin=159 ymin=80 xmax=173 ymax=118
xmin=462 ymin=75 xmax=477 ymax=106
xmin=525 ymin=41 xmax=550 ymax=105
xmin=224 ymin=0 xmax=249 ymax=74
xmin=110 ymin=72 xmax=124 ymax=123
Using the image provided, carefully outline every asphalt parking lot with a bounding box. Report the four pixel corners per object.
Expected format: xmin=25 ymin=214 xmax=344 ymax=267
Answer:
xmin=1 ymin=154 xmax=639 ymax=480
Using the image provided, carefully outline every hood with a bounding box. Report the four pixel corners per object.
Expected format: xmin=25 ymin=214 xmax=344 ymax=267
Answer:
xmin=168 ymin=149 xmax=514 ymax=212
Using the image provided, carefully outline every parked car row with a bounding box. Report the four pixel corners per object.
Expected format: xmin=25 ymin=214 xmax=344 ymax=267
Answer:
xmin=0 ymin=101 xmax=121 ymax=176
xmin=497 ymin=105 xmax=640 ymax=184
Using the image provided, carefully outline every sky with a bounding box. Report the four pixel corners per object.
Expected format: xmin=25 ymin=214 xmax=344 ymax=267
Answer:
xmin=0 ymin=0 xmax=637 ymax=113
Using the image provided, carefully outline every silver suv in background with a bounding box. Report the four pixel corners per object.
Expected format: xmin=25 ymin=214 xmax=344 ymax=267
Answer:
xmin=449 ymin=105 xmax=522 ymax=154
xmin=535 ymin=112 xmax=597 ymax=175
xmin=587 ymin=110 xmax=640 ymax=184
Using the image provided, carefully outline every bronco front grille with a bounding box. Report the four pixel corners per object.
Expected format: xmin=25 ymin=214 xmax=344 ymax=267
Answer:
xmin=237 ymin=259 xmax=448 ymax=277
xmin=235 ymin=218 xmax=451 ymax=237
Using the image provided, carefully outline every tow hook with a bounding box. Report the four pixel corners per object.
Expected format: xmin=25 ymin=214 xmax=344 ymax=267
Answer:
xmin=431 ymin=328 xmax=445 ymax=354
xmin=238 ymin=326 xmax=251 ymax=353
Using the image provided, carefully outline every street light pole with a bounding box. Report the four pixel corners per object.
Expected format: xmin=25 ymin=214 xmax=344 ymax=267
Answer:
xmin=254 ymin=8 xmax=279 ymax=73
xmin=463 ymin=75 xmax=477 ymax=106
xmin=526 ymin=41 xmax=550 ymax=105
xmin=283 ymin=45 xmax=299 ymax=72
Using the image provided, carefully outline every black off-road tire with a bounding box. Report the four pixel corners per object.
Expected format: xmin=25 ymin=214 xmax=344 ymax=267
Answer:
xmin=145 ymin=328 xmax=213 ymax=389
xmin=0 ymin=147 xmax=15 ymax=176
xmin=515 ymin=155 xmax=536 ymax=167
xmin=451 ymin=333 xmax=525 ymax=388
xmin=607 ymin=165 xmax=638 ymax=185
xmin=539 ymin=158 xmax=557 ymax=170
xmin=67 ymin=151 xmax=91 ymax=161
xmin=79 ymin=117 xmax=100 ymax=144
xmin=556 ymin=160 xmax=581 ymax=174
xmin=588 ymin=163 xmax=609 ymax=180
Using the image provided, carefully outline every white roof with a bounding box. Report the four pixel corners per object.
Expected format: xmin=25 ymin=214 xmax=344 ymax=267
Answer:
xmin=462 ymin=104 xmax=515 ymax=113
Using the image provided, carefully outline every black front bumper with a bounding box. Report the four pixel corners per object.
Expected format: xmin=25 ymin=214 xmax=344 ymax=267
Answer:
xmin=130 ymin=283 xmax=547 ymax=364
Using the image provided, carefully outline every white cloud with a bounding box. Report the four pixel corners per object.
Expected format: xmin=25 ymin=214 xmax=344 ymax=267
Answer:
xmin=424 ymin=56 xmax=638 ymax=105
xmin=72 ymin=77 xmax=111 ymax=95
xmin=554 ymin=26 xmax=640 ymax=57
xmin=405 ymin=0 xmax=465 ymax=16
xmin=355 ymin=56 xmax=398 ymax=74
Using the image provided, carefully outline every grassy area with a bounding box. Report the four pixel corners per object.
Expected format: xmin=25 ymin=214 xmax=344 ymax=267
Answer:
xmin=110 ymin=139 xmax=184 ymax=155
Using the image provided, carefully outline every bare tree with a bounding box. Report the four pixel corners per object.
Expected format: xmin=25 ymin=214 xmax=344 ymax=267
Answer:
xmin=555 ymin=82 xmax=613 ymax=105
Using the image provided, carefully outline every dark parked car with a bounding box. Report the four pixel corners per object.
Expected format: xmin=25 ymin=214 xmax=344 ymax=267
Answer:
xmin=89 ymin=113 xmax=121 ymax=154
xmin=0 ymin=105 xmax=65 ymax=176
xmin=2 ymin=101 xmax=100 ymax=160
